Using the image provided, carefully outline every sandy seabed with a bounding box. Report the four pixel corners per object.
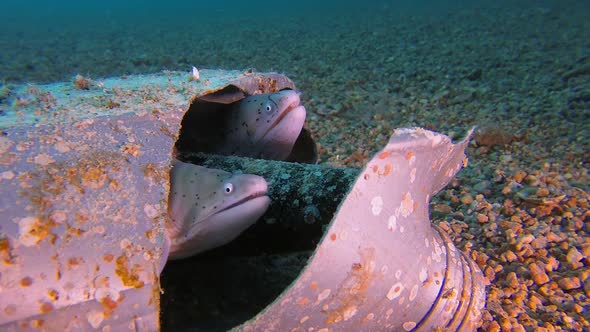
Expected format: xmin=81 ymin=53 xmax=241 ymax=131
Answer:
xmin=1 ymin=0 xmax=589 ymax=330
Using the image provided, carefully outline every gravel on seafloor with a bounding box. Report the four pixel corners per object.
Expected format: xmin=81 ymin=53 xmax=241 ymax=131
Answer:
xmin=1 ymin=0 xmax=589 ymax=330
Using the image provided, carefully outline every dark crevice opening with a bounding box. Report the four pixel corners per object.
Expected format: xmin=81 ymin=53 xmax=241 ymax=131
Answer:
xmin=161 ymin=85 xmax=322 ymax=332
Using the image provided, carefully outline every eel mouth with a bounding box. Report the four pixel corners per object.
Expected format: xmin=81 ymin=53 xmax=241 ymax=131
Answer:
xmin=262 ymin=103 xmax=307 ymax=144
xmin=217 ymin=191 xmax=269 ymax=214
xmin=171 ymin=191 xmax=270 ymax=259
xmin=266 ymin=98 xmax=303 ymax=134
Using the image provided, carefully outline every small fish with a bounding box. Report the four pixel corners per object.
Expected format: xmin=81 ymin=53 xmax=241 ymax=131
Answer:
xmin=166 ymin=159 xmax=270 ymax=259
xmin=220 ymin=90 xmax=306 ymax=160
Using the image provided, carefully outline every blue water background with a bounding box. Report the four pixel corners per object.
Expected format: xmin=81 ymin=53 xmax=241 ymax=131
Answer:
xmin=2 ymin=0 xmax=586 ymax=83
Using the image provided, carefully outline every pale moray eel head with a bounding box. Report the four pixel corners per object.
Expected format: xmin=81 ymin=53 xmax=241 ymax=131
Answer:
xmin=223 ymin=89 xmax=306 ymax=160
xmin=166 ymin=160 xmax=270 ymax=259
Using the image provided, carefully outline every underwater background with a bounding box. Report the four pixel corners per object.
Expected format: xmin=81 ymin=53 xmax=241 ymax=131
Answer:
xmin=1 ymin=0 xmax=589 ymax=331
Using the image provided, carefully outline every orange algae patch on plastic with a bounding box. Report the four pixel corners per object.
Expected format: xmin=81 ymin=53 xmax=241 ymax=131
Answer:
xmin=18 ymin=216 xmax=58 ymax=246
xmin=39 ymin=302 xmax=54 ymax=314
xmin=47 ymin=289 xmax=59 ymax=301
xmin=400 ymin=192 xmax=415 ymax=217
xmin=142 ymin=162 xmax=168 ymax=185
xmin=63 ymin=151 xmax=124 ymax=191
xmin=145 ymin=228 xmax=159 ymax=242
xmin=4 ymin=304 xmax=16 ymax=316
xmin=120 ymin=143 xmax=142 ymax=157
xmin=30 ymin=319 xmax=45 ymax=328
xmin=309 ymin=281 xmax=319 ymax=291
xmin=115 ymin=254 xmax=145 ymax=288
xmin=405 ymin=151 xmax=414 ymax=160
xmin=297 ymin=297 xmax=310 ymax=306
xmin=0 ymin=237 xmax=15 ymax=265
xmin=380 ymin=163 xmax=392 ymax=177
xmin=372 ymin=163 xmax=393 ymax=176
xmin=324 ymin=248 xmax=375 ymax=324
xmin=100 ymin=296 xmax=119 ymax=313
xmin=20 ymin=276 xmax=33 ymax=287
xmin=66 ymin=225 xmax=84 ymax=237
xmin=67 ymin=256 xmax=84 ymax=269
xmin=80 ymin=167 xmax=108 ymax=189
xmin=378 ymin=151 xmax=389 ymax=159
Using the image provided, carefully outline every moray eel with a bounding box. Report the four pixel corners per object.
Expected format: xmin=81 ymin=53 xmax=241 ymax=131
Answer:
xmin=220 ymin=90 xmax=306 ymax=160
xmin=166 ymin=160 xmax=270 ymax=259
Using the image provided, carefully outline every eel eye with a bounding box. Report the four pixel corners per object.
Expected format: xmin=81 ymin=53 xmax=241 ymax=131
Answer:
xmin=224 ymin=183 xmax=234 ymax=194
xmin=265 ymin=103 xmax=273 ymax=113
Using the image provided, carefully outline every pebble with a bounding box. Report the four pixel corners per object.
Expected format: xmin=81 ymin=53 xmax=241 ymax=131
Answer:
xmin=515 ymin=234 xmax=535 ymax=251
xmin=451 ymin=211 xmax=465 ymax=221
xmin=476 ymin=213 xmax=489 ymax=223
xmin=567 ymin=303 xmax=583 ymax=314
xmin=513 ymin=170 xmax=527 ymax=183
xmin=545 ymin=256 xmax=560 ymax=272
xmin=529 ymin=262 xmax=550 ymax=285
xmin=546 ymin=232 xmax=563 ymax=243
xmin=511 ymin=323 xmax=526 ymax=332
xmin=558 ymin=277 xmax=581 ymax=290
xmin=474 ymin=180 xmax=491 ymax=193
xmin=578 ymin=268 xmax=590 ymax=282
xmin=524 ymin=175 xmax=540 ymax=186
xmin=460 ymin=193 xmax=474 ymax=205
xmin=432 ymin=204 xmax=452 ymax=219
xmin=484 ymin=266 xmax=496 ymax=281
xmin=536 ymin=187 xmax=550 ymax=197
xmin=528 ymin=294 xmax=543 ymax=311
xmin=501 ymin=250 xmax=518 ymax=263
xmin=486 ymin=321 xmax=501 ymax=332
xmin=566 ymin=247 xmax=584 ymax=269
xmin=451 ymin=223 xmax=465 ymax=234
xmin=438 ymin=221 xmax=451 ymax=233
xmin=505 ymin=272 xmax=519 ymax=288
xmin=499 ymin=317 xmax=512 ymax=330
xmin=531 ymin=237 xmax=548 ymax=249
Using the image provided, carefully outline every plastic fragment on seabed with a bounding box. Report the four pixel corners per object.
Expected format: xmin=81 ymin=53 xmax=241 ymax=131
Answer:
xmin=235 ymin=127 xmax=486 ymax=332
